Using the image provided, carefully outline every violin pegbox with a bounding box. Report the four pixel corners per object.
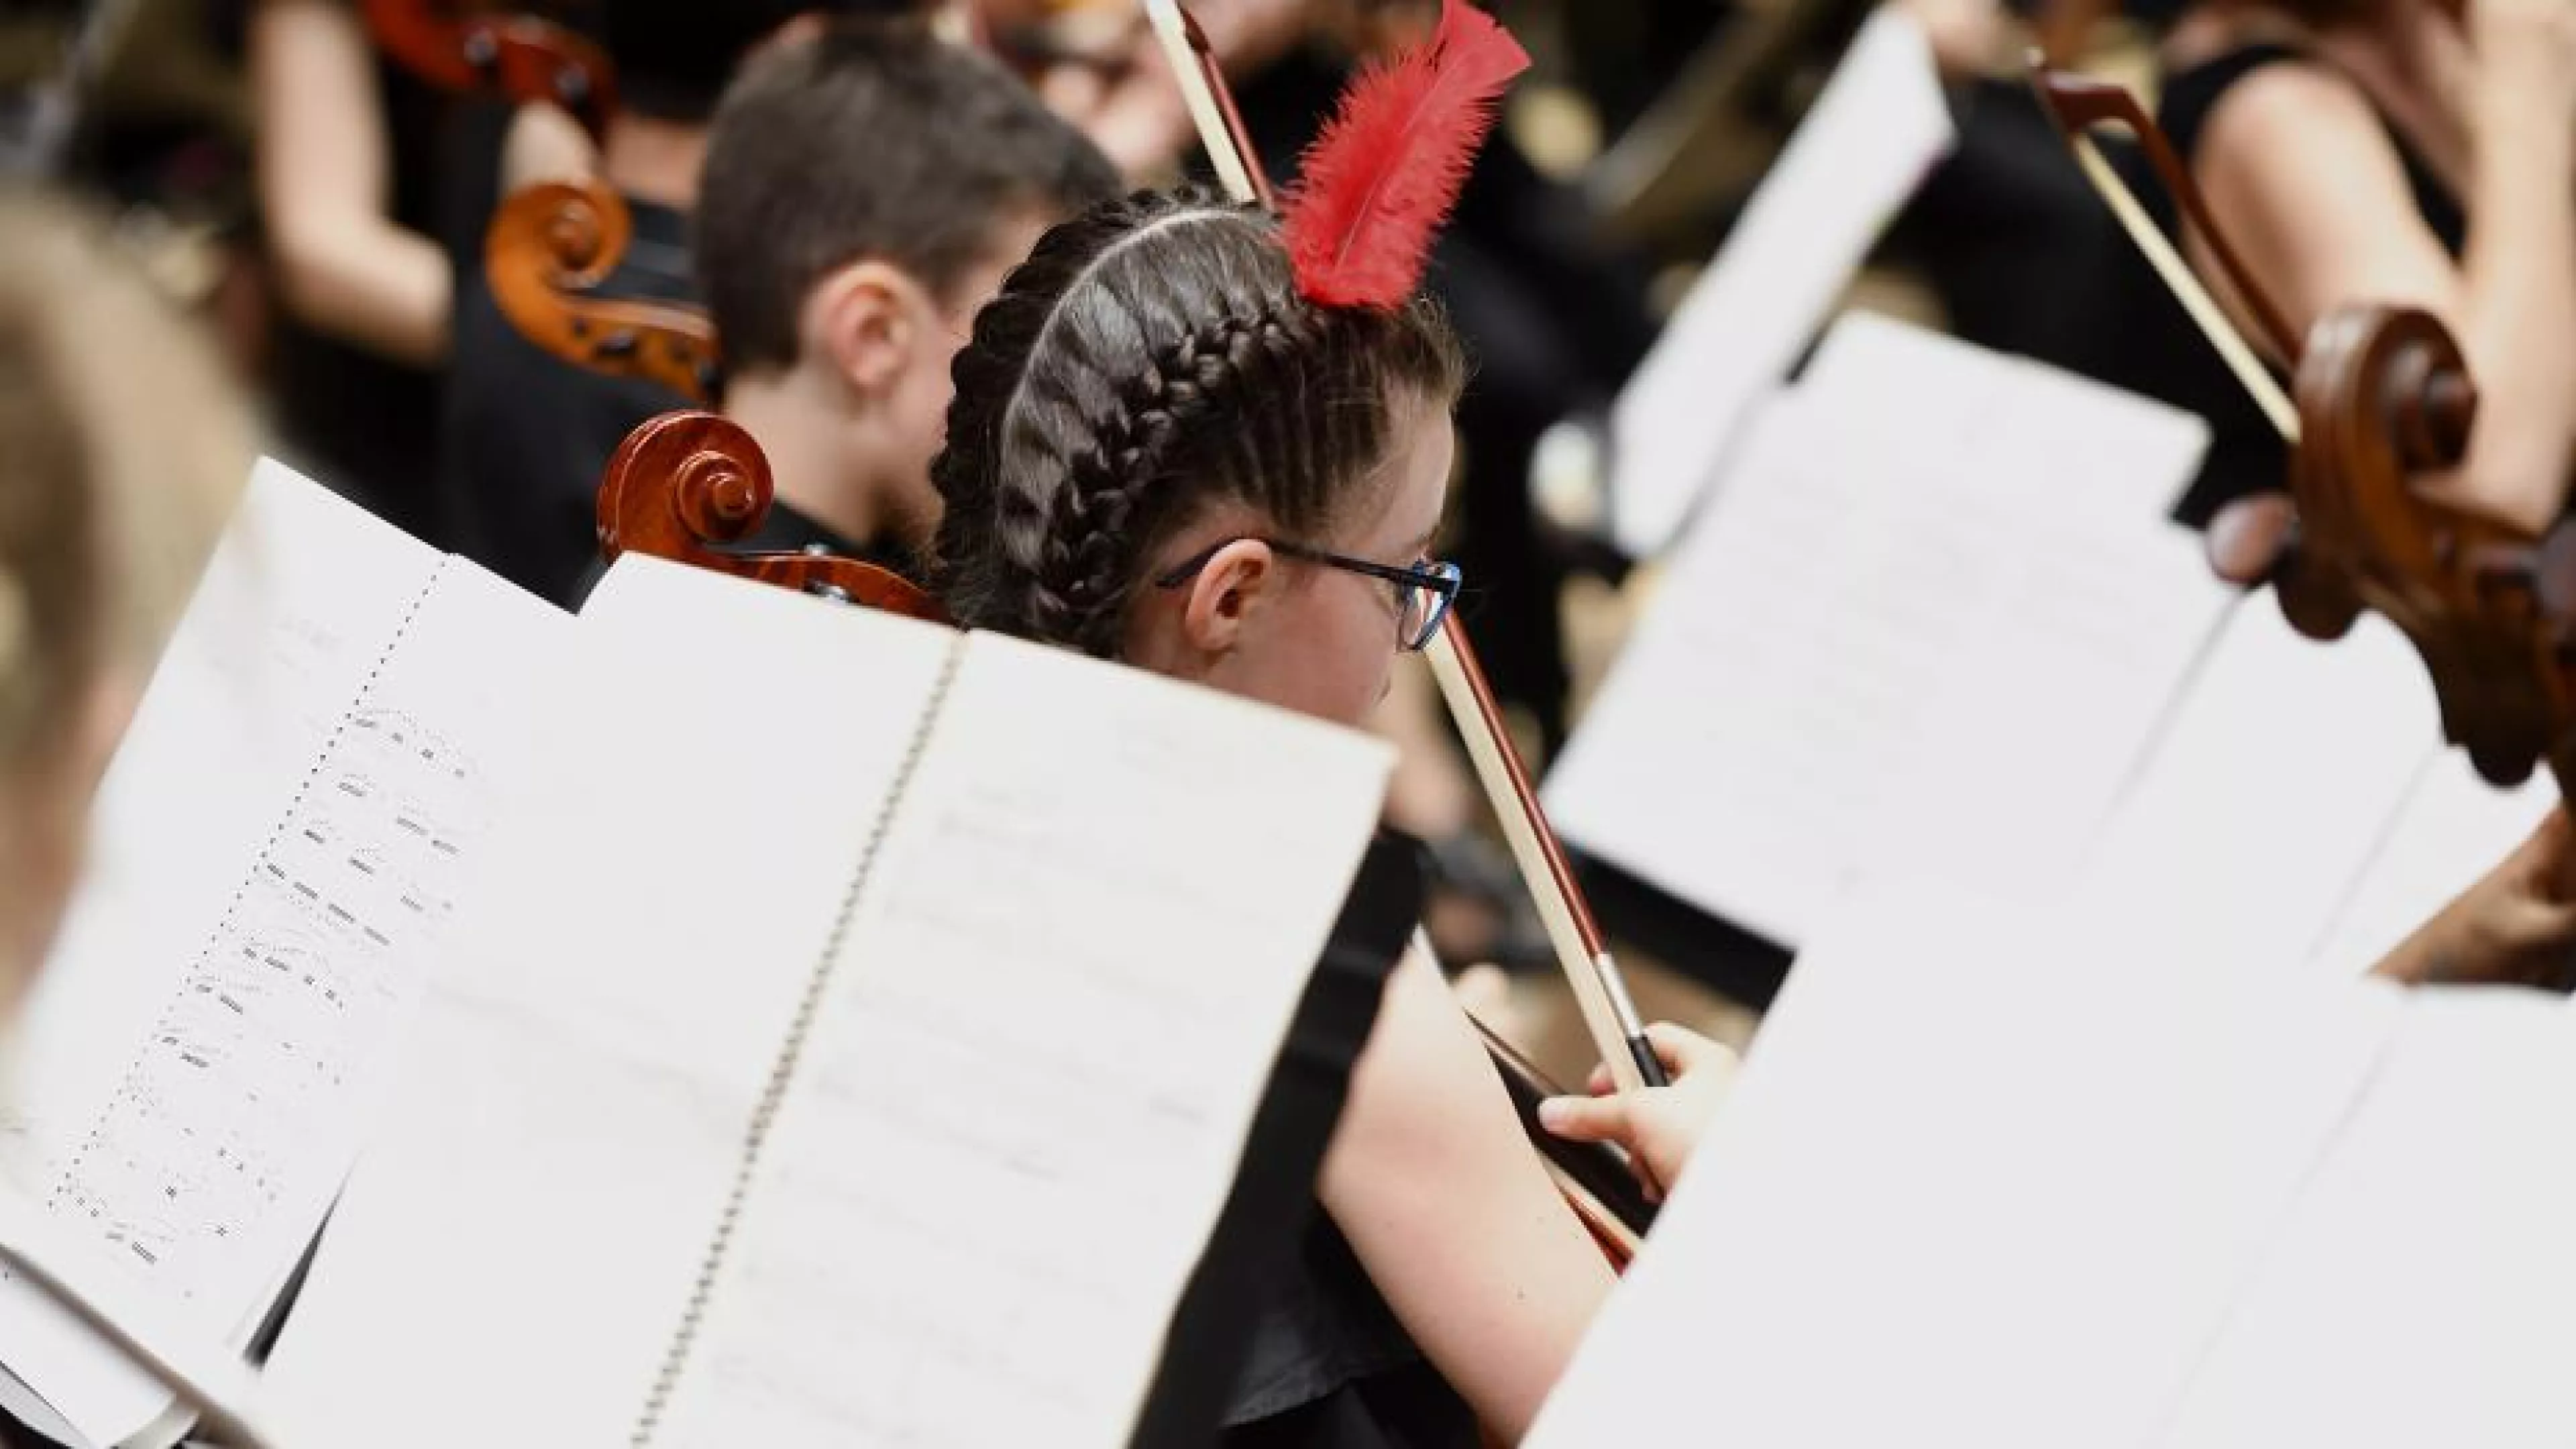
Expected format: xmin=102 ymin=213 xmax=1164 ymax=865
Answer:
xmin=2285 ymin=303 xmax=2576 ymax=788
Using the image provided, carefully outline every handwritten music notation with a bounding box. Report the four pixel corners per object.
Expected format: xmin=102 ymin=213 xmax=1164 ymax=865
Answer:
xmin=46 ymin=704 xmax=487 ymax=1303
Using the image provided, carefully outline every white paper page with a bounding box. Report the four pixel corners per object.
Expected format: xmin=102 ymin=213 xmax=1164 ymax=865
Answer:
xmin=2302 ymin=752 xmax=2557 ymax=985
xmin=9 ymin=557 xmax=559 ymax=1448
xmin=1801 ymin=311 xmax=2222 ymax=490
xmin=0 ymin=1191 xmax=284 ymax=1449
xmin=1607 ymin=7 xmax=1954 ymax=558
xmin=260 ymin=557 xmax=957 ymax=1448
xmin=651 ymin=631 xmax=1393 ymax=1448
xmin=2065 ymin=595 xmax=2440 ymax=991
xmin=2161 ymin=987 xmax=2576 ymax=1448
xmin=1551 ymin=329 xmax=2224 ymax=947
xmin=1528 ymin=883 xmax=2404 ymax=1449
xmin=0 ymin=462 xmax=446 ymax=1445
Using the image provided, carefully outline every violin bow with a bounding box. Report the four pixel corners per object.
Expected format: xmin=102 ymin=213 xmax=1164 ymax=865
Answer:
xmin=1142 ymin=0 xmax=1669 ymax=1095
xmin=2025 ymin=59 xmax=2576 ymax=794
xmin=2025 ymin=61 xmax=2300 ymax=439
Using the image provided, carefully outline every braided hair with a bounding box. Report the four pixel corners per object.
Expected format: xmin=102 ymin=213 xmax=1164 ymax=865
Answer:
xmin=930 ymin=189 xmax=1464 ymax=657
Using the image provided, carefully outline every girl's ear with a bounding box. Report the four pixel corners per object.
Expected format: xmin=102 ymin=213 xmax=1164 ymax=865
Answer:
xmin=1179 ymin=539 xmax=1280 ymax=655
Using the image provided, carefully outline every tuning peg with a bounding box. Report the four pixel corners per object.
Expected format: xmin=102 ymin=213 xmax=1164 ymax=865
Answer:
xmin=2387 ymin=341 xmax=2477 ymax=471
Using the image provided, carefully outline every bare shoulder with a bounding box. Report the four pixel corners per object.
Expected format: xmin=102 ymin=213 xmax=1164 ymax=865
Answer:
xmin=2196 ymin=56 xmax=2388 ymax=176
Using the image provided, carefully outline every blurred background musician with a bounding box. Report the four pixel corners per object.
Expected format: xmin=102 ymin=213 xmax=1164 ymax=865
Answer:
xmin=0 ymin=193 xmax=246 ymax=1027
xmin=2157 ymin=0 xmax=2576 ymax=533
xmin=0 ymin=195 xmax=247 ymax=1448
xmin=236 ymin=0 xmax=601 ymax=542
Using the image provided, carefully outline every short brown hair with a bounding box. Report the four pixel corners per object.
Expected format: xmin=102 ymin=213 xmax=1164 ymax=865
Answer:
xmin=695 ymin=19 xmax=1120 ymax=378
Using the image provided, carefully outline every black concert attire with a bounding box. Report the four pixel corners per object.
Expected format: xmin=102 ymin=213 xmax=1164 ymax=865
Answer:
xmin=2134 ymin=40 xmax=2468 ymax=523
xmin=215 ymin=1 xmax=520 ymax=549
xmin=445 ymin=194 xmax=699 ymax=606
xmin=1132 ymin=833 xmax=1482 ymax=1449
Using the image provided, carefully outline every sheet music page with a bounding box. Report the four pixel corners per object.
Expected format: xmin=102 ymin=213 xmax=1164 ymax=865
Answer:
xmin=649 ymin=630 xmax=1393 ymax=1448
xmin=1551 ymin=323 xmax=2225 ymax=947
xmin=2301 ymin=753 xmax=2556 ymax=984
xmin=2064 ymin=595 xmax=2440 ymax=989
xmin=1607 ymin=7 xmax=1953 ymax=558
xmin=259 ymin=557 xmax=959 ymax=1448
xmin=1527 ymin=882 xmax=2404 ymax=1449
xmin=2159 ymin=987 xmax=2576 ymax=1448
xmin=0 ymin=461 xmax=464 ymax=1445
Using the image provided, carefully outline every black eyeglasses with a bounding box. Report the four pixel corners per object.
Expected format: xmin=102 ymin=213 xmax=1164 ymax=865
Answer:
xmin=1153 ymin=537 xmax=1464 ymax=651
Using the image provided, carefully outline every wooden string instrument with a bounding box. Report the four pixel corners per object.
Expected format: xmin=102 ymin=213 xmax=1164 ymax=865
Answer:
xmin=486 ymin=176 xmax=722 ymax=404
xmin=1142 ymin=0 xmax=1674 ymax=1102
xmin=362 ymin=0 xmax=615 ymax=136
xmin=593 ymin=410 xmax=1650 ymax=1260
xmin=2027 ymin=61 xmax=2576 ymax=796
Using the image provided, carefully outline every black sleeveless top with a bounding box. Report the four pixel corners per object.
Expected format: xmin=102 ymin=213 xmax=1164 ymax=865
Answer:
xmin=1128 ymin=833 xmax=1481 ymax=1449
xmin=2102 ymin=40 xmax=2471 ymax=523
xmin=447 ymin=193 xmax=698 ymax=606
xmin=2159 ymin=42 xmax=2466 ymax=255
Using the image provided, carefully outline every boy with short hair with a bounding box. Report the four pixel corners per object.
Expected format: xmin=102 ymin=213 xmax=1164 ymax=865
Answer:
xmin=691 ymin=21 xmax=1118 ymax=570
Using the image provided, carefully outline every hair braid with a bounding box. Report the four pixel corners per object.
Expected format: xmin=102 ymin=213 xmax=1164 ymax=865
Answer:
xmin=930 ymin=189 xmax=1464 ymax=657
xmin=1030 ymin=301 xmax=1305 ymax=654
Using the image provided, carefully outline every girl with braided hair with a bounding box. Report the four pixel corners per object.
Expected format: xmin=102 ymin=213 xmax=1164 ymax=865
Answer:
xmin=930 ymin=187 xmax=1613 ymax=1444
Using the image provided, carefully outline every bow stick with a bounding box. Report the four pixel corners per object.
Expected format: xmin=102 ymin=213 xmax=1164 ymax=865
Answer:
xmin=2026 ymin=58 xmax=2576 ymax=795
xmin=1142 ymin=0 xmax=1668 ymax=1094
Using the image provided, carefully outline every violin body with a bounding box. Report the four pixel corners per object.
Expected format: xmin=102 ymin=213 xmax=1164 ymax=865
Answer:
xmin=363 ymin=0 xmax=615 ymax=133
xmin=487 ymin=178 xmax=722 ymax=405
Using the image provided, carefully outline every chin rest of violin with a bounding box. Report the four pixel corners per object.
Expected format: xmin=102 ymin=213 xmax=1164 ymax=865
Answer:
xmin=488 ymin=178 xmax=723 ymax=404
xmin=598 ymin=410 xmax=947 ymax=621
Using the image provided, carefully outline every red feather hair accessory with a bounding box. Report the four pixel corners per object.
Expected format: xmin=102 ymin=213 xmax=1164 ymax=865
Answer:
xmin=1280 ymin=0 xmax=1530 ymax=311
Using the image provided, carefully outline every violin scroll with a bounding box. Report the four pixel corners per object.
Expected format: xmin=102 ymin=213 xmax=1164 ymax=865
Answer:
xmin=488 ymin=178 xmax=723 ymax=404
xmin=2284 ymin=304 xmax=2576 ymax=788
xmin=600 ymin=411 xmax=947 ymax=621
xmin=362 ymin=0 xmax=615 ymax=133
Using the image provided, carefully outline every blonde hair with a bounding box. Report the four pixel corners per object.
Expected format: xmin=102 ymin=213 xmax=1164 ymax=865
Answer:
xmin=0 ymin=191 xmax=248 ymax=772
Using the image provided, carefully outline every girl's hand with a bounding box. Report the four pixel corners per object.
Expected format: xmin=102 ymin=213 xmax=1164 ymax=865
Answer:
xmin=1538 ymin=1022 xmax=1737 ymax=1197
xmin=2374 ymin=806 xmax=2576 ymax=991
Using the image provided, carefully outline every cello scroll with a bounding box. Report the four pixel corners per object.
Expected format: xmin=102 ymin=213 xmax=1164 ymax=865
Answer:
xmin=598 ymin=411 xmax=946 ymax=620
xmin=487 ymin=177 xmax=722 ymax=405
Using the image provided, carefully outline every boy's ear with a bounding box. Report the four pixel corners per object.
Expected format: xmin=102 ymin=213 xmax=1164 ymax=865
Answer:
xmin=808 ymin=260 xmax=928 ymax=399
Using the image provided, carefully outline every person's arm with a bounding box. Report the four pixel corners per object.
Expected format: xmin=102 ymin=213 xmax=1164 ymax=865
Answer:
xmin=2190 ymin=24 xmax=2576 ymax=533
xmin=250 ymin=0 xmax=451 ymax=366
xmin=498 ymin=101 xmax=599 ymax=195
xmin=1318 ymin=945 xmax=1613 ymax=1442
xmin=2370 ymin=806 xmax=2576 ymax=989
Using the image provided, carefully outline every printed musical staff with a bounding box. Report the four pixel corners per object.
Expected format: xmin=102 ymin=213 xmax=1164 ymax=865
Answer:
xmin=47 ymin=698 xmax=488 ymax=1304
